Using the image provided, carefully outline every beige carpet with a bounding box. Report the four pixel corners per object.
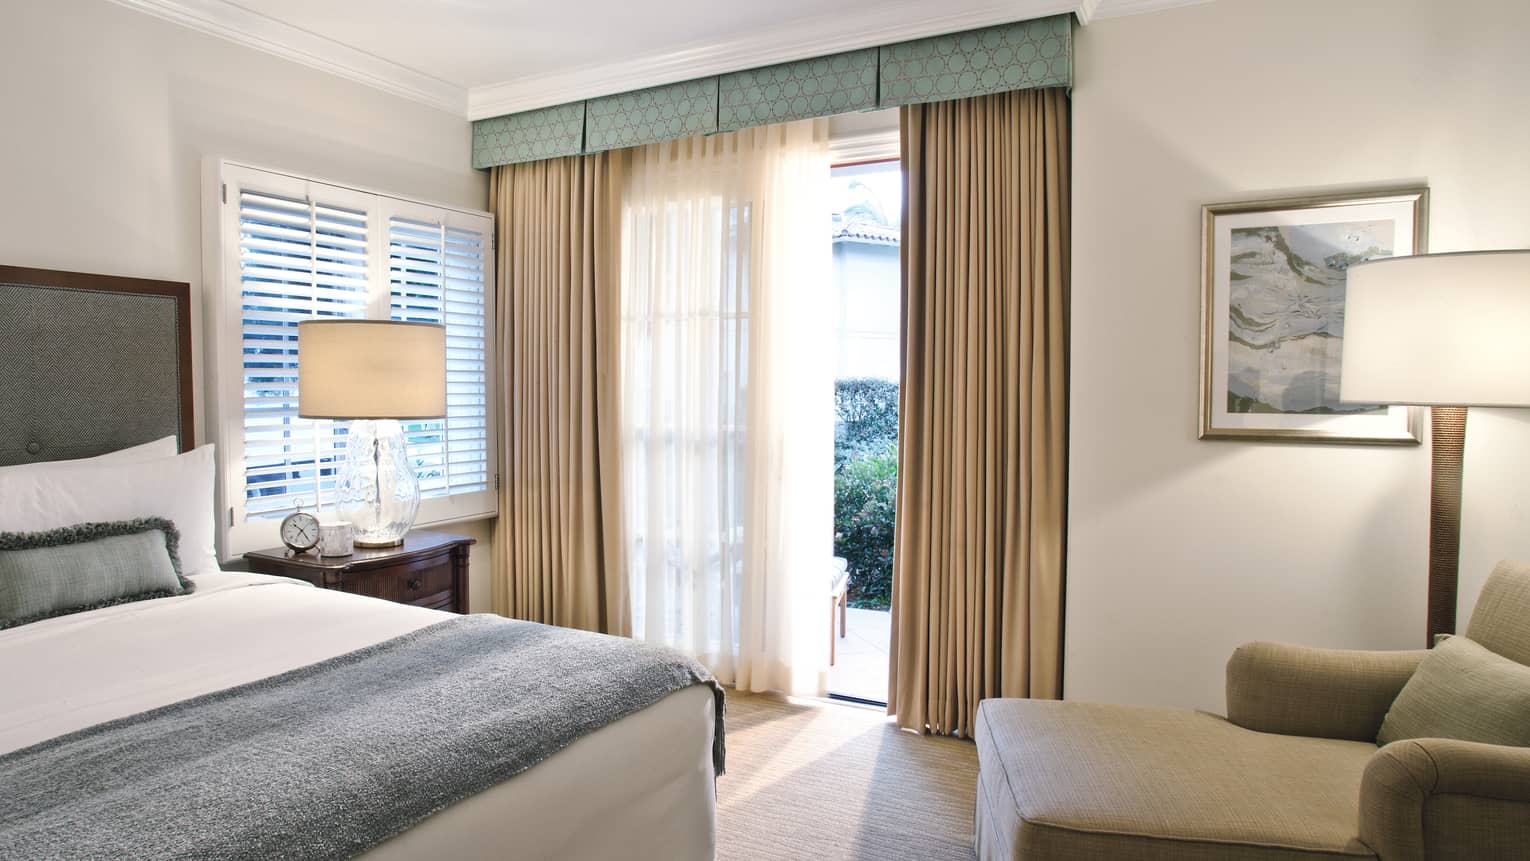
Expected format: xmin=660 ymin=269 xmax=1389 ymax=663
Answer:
xmin=717 ymin=690 xmax=978 ymax=860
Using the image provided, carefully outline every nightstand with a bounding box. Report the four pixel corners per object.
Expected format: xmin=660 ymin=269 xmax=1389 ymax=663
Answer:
xmin=243 ymin=530 xmax=475 ymax=613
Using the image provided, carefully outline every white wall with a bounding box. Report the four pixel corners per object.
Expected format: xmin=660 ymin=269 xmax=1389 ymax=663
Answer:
xmin=0 ymin=0 xmax=494 ymax=611
xmin=1066 ymin=0 xmax=1530 ymax=712
xmin=831 ymin=243 xmax=901 ymax=381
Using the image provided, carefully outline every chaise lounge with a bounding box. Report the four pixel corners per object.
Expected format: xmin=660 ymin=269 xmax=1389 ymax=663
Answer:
xmin=975 ymin=561 xmax=1530 ymax=860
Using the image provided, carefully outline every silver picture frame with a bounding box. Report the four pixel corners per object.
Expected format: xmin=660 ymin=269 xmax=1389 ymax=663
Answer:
xmin=1199 ymin=187 xmax=1429 ymax=444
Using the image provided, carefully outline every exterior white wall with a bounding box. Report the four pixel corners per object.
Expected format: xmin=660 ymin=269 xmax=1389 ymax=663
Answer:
xmin=0 ymin=0 xmax=494 ymax=610
xmin=832 ymin=242 xmax=901 ymax=381
xmin=1066 ymin=0 xmax=1530 ymax=711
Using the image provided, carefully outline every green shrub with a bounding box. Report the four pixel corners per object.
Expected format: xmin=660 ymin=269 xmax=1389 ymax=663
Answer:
xmin=833 ymin=378 xmax=899 ymax=610
xmin=835 ymin=378 xmax=900 ymax=468
xmin=834 ymin=444 xmax=897 ymax=609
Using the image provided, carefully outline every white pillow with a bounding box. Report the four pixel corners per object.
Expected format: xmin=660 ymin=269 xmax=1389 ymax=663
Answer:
xmin=0 ymin=444 xmax=221 ymax=575
xmin=0 ymin=436 xmax=179 ymax=479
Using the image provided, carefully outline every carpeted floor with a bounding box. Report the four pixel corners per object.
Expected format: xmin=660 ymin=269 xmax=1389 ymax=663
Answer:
xmin=717 ymin=690 xmax=978 ymax=861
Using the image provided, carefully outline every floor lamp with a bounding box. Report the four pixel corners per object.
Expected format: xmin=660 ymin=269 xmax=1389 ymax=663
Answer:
xmin=1340 ymin=250 xmax=1530 ymax=645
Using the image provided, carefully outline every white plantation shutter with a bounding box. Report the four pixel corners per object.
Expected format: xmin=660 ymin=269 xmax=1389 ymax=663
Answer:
xmin=386 ymin=215 xmax=491 ymax=497
xmin=215 ymin=163 xmax=497 ymax=557
xmin=237 ymin=188 xmax=369 ymax=519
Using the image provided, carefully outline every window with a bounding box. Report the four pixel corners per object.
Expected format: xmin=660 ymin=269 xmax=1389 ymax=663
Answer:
xmin=211 ymin=162 xmax=496 ymax=556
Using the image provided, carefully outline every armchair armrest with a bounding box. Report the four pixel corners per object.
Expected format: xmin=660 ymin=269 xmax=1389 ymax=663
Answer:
xmin=1225 ymin=641 xmax=1426 ymax=741
xmin=1360 ymin=738 xmax=1530 ymax=861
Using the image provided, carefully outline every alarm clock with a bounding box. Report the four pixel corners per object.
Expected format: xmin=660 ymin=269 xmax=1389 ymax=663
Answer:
xmin=279 ymin=508 xmax=321 ymax=555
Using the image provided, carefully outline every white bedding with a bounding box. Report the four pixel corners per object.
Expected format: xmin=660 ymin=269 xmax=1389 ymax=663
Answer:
xmin=0 ymin=573 xmax=717 ymax=860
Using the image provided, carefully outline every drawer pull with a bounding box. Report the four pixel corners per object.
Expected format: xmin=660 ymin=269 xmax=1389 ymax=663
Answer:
xmin=407 ymin=578 xmax=422 ymax=591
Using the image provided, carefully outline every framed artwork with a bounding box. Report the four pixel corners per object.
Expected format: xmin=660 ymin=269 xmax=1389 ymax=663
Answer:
xmin=1199 ymin=187 xmax=1429 ymax=444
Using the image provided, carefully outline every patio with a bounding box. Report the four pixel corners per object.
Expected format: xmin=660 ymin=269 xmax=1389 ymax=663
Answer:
xmin=828 ymin=606 xmax=891 ymax=703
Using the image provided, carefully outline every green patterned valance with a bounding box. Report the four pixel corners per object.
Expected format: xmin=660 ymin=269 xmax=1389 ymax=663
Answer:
xmin=471 ymin=14 xmax=1072 ymax=169
xmin=585 ymin=79 xmax=719 ymax=153
xmin=471 ymin=102 xmax=585 ymax=169
xmin=718 ymin=49 xmax=878 ymax=133
xmin=880 ymin=17 xmax=1072 ymax=107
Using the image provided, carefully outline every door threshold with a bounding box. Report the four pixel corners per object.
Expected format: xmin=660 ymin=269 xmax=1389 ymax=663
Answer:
xmin=827 ymin=692 xmax=888 ymax=709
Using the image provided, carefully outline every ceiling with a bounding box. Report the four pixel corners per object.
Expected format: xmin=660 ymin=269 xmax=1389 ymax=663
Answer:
xmin=110 ymin=0 xmax=1210 ymax=118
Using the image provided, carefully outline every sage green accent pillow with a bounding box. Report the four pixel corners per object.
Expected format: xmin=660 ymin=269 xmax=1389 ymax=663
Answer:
xmin=0 ymin=518 xmax=192 ymax=630
xmin=1377 ymin=635 xmax=1530 ymax=747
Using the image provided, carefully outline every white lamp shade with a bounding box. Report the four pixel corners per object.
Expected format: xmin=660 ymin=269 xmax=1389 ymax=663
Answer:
xmin=297 ymin=320 xmax=447 ymax=419
xmin=1340 ymin=251 xmax=1530 ymax=408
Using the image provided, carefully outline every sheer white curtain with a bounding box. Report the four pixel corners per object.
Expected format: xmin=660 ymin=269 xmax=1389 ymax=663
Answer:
xmin=620 ymin=119 xmax=833 ymax=696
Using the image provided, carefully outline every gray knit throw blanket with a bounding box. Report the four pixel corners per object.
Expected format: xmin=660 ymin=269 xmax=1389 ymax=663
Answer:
xmin=0 ymin=614 xmax=724 ymax=860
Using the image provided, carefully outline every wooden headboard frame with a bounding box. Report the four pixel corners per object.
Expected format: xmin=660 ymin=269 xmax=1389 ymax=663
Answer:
xmin=0 ymin=265 xmax=194 ymax=464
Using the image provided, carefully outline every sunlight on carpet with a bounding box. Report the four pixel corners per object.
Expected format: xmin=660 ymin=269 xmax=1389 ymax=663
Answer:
xmin=717 ymin=689 xmax=977 ymax=860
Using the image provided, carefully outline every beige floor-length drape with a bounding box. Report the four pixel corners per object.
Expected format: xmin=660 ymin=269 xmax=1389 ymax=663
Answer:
xmin=889 ymin=88 xmax=1070 ymax=736
xmin=489 ymin=153 xmax=630 ymax=636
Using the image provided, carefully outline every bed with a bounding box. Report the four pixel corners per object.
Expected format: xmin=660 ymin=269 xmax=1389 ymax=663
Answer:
xmin=0 ymin=266 xmax=721 ymax=860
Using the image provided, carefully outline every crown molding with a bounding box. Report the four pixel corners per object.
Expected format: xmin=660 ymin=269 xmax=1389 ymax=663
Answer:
xmin=105 ymin=0 xmax=466 ymax=115
xmin=106 ymin=0 xmax=1213 ymax=121
xmin=1092 ymin=0 xmax=1213 ymax=20
xmin=467 ymin=0 xmax=1078 ymax=119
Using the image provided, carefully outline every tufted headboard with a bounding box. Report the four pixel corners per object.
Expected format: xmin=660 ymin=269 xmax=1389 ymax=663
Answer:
xmin=0 ymin=265 xmax=193 ymax=466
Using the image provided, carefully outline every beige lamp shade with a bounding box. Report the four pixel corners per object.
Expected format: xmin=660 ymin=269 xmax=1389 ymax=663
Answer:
xmin=1340 ymin=250 xmax=1530 ymax=408
xmin=297 ymin=320 xmax=447 ymax=419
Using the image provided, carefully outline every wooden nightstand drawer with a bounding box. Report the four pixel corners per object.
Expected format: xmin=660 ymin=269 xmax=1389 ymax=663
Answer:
xmin=243 ymin=531 xmax=474 ymax=614
xmin=347 ymin=554 xmax=455 ymax=608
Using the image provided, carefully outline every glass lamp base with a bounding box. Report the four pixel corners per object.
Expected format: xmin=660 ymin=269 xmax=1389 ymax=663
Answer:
xmin=335 ymin=419 xmax=419 ymax=548
xmin=354 ymin=537 xmax=406 ymax=548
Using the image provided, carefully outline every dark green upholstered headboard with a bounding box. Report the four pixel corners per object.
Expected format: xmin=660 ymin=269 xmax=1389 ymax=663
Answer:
xmin=0 ymin=265 xmax=193 ymax=466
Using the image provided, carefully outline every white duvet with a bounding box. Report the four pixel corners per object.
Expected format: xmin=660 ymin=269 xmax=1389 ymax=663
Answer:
xmin=0 ymin=573 xmax=717 ymax=860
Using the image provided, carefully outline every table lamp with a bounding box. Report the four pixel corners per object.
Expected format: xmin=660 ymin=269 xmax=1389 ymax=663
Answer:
xmin=297 ymin=320 xmax=447 ymax=547
xmin=1340 ymin=250 xmax=1530 ymax=643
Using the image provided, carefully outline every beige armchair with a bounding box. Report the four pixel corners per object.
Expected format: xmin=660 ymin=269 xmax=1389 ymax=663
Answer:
xmin=973 ymin=562 xmax=1530 ymax=860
